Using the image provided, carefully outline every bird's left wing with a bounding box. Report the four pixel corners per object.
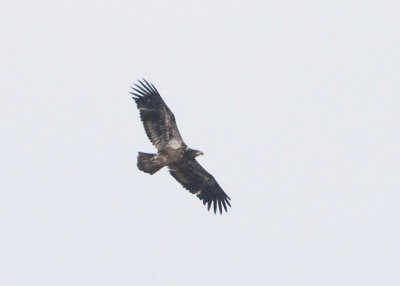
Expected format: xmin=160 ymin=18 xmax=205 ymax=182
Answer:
xmin=130 ymin=79 xmax=185 ymax=151
xmin=169 ymin=159 xmax=231 ymax=214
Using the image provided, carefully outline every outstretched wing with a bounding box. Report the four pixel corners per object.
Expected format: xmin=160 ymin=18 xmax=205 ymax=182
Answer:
xmin=131 ymin=79 xmax=185 ymax=151
xmin=169 ymin=159 xmax=231 ymax=214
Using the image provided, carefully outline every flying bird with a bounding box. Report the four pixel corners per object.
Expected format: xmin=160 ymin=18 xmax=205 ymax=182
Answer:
xmin=131 ymin=79 xmax=231 ymax=214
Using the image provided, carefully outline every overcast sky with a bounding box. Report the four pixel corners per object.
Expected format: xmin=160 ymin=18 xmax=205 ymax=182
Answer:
xmin=1 ymin=1 xmax=399 ymax=285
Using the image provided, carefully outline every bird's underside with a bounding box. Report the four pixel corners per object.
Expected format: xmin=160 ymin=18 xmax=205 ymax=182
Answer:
xmin=131 ymin=79 xmax=231 ymax=214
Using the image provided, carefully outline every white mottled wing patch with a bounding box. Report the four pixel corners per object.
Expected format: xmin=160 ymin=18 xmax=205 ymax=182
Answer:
xmin=167 ymin=138 xmax=182 ymax=149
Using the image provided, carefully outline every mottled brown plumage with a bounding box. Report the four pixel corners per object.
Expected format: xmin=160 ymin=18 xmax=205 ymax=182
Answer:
xmin=131 ymin=79 xmax=231 ymax=214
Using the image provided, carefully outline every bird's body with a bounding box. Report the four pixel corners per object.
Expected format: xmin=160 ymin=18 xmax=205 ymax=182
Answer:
xmin=131 ymin=79 xmax=231 ymax=214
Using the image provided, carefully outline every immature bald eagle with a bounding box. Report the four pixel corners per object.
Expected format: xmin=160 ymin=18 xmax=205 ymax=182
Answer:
xmin=131 ymin=79 xmax=231 ymax=214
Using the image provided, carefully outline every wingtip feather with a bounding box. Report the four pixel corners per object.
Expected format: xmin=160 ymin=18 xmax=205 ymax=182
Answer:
xmin=138 ymin=79 xmax=152 ymax=93
xmin=143 ymin=78 xmax=154 ymax=92
xmin=131 ymin=79 xmax=159 ymax=97
xmin=130 ymin=92 xmax=140 ymax=99
xmin=133 ymin=84 xmax=148 ymax=95
xmin=151 ymin=83 xmax=159 ymax=93
xmin=221 ymin=200 xmax=227 ymax=212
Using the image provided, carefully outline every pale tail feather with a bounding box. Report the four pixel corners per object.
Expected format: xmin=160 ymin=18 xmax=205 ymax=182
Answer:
xmin=137 ymin=152 xmax=163 ymax=174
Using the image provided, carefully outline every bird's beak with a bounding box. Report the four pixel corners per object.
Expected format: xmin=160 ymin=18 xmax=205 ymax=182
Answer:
xmin=196 ymin=151 xmax=204 ymax=156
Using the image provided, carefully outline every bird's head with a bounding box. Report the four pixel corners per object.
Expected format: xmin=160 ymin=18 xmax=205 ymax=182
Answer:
xmin=186 ymin=148 xmax=204 ymax=158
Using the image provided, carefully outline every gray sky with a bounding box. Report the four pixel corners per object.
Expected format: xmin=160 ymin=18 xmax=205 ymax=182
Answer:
xmin=1 ymin=1 xmax=399 ymax=285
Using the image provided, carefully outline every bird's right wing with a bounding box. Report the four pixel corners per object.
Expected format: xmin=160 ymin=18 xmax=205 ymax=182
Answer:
xmin=169 ymin=159 xmax=231 ymax=214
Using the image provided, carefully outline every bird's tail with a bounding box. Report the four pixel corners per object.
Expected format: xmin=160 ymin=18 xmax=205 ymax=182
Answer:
xmin=137 ymin=152 xmax=163 ymax=174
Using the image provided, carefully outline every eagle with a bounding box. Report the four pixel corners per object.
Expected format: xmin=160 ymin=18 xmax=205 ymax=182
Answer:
xmin=130 ymin=79 xmax=231 ymax=214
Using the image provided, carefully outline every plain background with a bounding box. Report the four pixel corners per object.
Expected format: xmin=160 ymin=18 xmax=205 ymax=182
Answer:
xmin=1 ymin=1 xmax=399 ymax=285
